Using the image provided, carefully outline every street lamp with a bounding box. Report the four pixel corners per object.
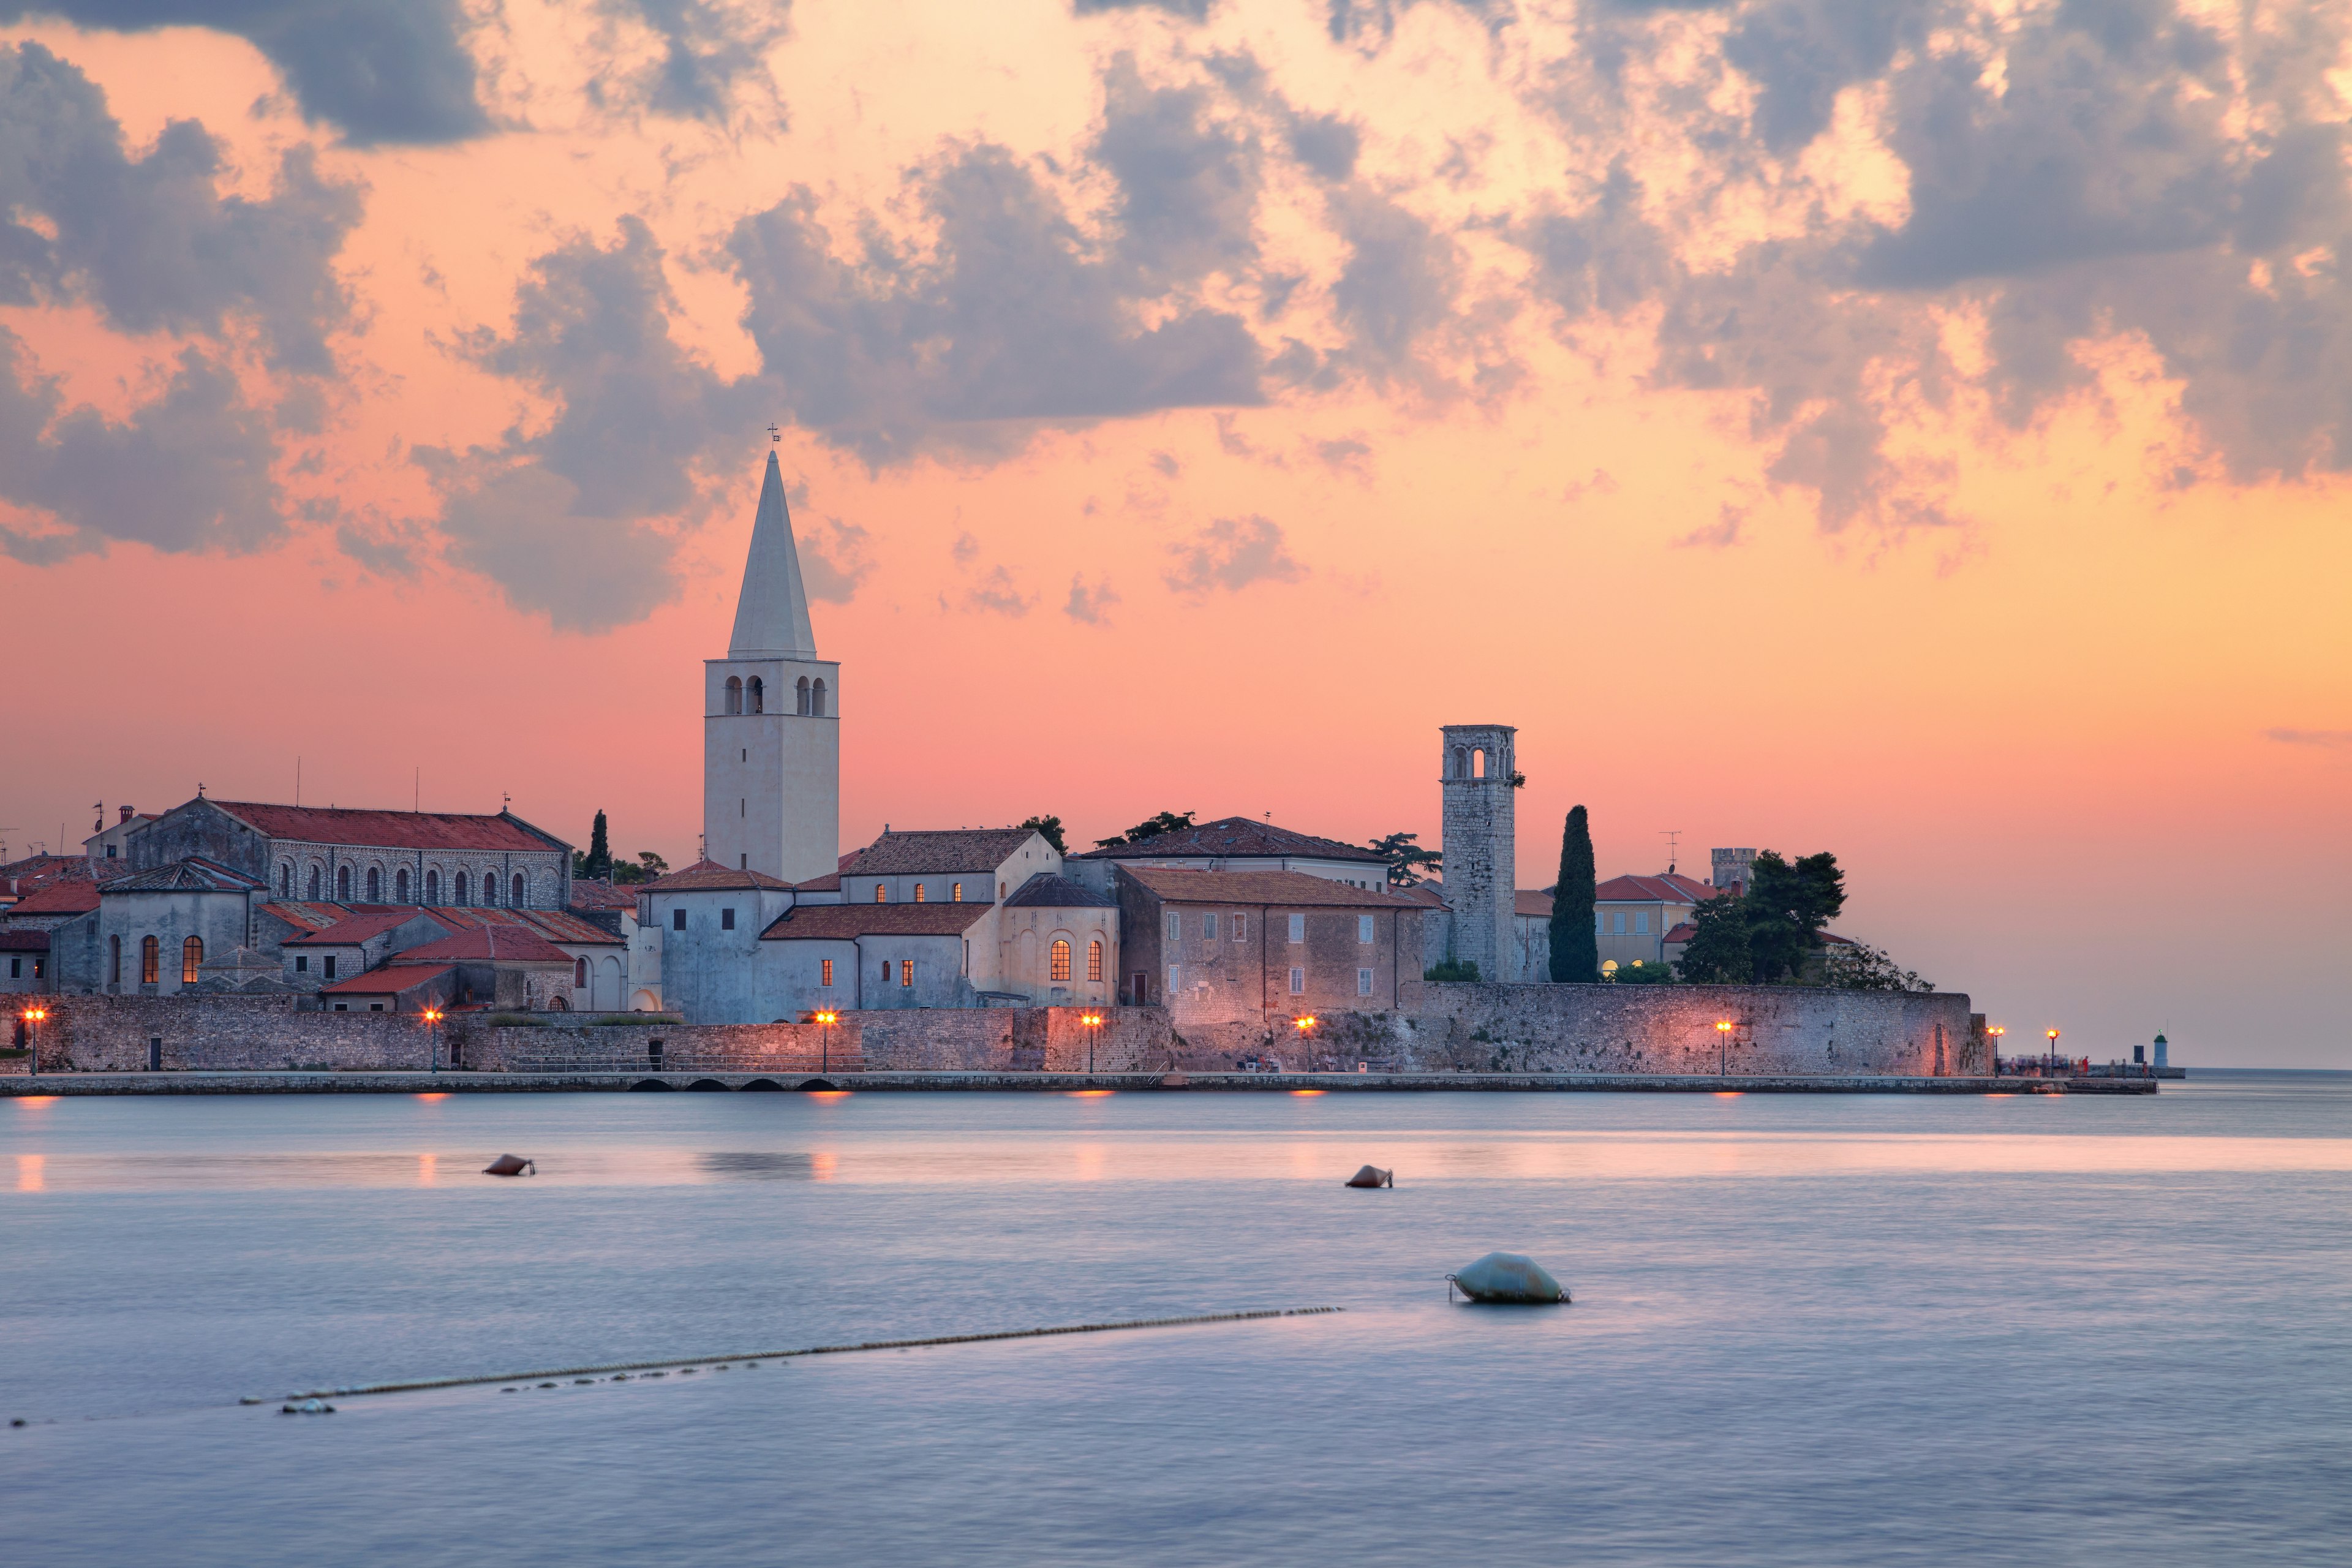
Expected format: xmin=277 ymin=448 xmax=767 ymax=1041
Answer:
xmin=421 ymin=1005 xmax=443 ymax=1073
xmin=2046 ymin=1027 xmax=2061 ymax=1075
xmin=21 ymin=1006 xmax=46 ymax=1076
xmin=814 ymin=1009 xmax=838 ymax=1074
xmin=1988 ymin=1025 xmax=2005 ymax=1074
xmin=1080 ymin=1010 xmax=1104 ymax=1075
xmin=1716 ymin=1019 xmax=1733 ymax=1076
xmin=1294 ymin=1015 xmax=1318 ymax=1071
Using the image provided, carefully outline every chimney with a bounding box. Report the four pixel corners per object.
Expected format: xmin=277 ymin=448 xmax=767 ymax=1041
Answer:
xmin=119 ymin=805 xmax=135 ymax=824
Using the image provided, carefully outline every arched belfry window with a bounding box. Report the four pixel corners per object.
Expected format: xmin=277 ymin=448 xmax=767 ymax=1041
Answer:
xmin=483 ymin=873 xmax=497 ymax=907
xmin=796 ymin=676 xmax=810 ymax=715
xmin=455 ymin=872 xmax=470 ymax=907
xmin=307 ymin=865 xmax=321 ymax=900
xmin=366 ymin=867 xmax=381 ymax=902
xmin=426 ymin=869 xmax=440 ymax=904
xmin=747 ymin=676 xmax=764 ymax=714
xmin=725 ymin=676 xmax=743 ymax=715
xmin=336 ymin=866 xmax=351 ymax=900
xmin=278 ymin=864 xmax=292 ymax=897
xmin=812 ymin=679 xmax=827 ymax=717
xmin=396 ymin=868 xmax=410 ymax=902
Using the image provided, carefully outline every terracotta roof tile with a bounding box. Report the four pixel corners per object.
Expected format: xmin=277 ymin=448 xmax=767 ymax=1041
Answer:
xmin=842 ymin=829 xmax=1042 ymax=875
xmin=568 ymin=879 xmax=641 ymax=911
xmin=1117 ymin=865 xmax=1406 ymax=908
xmin=283 ymin=909 xmax=434 ymax=946
xmin=104 ymin=857 xmax=266 ymax=894
xmin=322 ymin=964 xmax=453 ymax=995
xmin=5 ymin=878 xmax=102 ymax=915
xmin=1661 ymin=921 xmax=1698 ymax=943
xmin=760 ymin=902 xmax=995 ymax=940
xmin=205 ymin=801 xmax=566 ymax=854
xmin=0 ymin=929 xmax=50 ymax=951
xmin=1514 ymin=889 xmax=1555 ymax=918
xmin=641 ymin=859 xmax=796 ymax=893
xmin=258 ymin=901 xmax=347 ymax=931
xmin=1595 ymin=873 xmax=1718 ymax=905
xmin=389 ymin=926 xmax=573 ymax=965
xmin=1071 ymin=816 xmax=1384 ymax=865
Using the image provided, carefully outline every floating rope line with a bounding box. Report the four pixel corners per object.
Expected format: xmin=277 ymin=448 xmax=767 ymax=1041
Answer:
xmin=274 ymin=1306 xmax=1343 ymax=1403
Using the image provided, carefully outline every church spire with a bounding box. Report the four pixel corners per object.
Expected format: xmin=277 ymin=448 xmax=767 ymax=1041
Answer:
xmin=727 ymin=451 xmax=818 ymax=660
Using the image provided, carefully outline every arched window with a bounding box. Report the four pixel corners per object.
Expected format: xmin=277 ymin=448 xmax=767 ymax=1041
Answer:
xmin=796 ymin=676 xmax=810 ymax=715
xmin=873 ymin=883 xmax=888 ymax=903
xmin=454 ymin=872 xmax=469 ymax=907
xmin=140 ymin=935 xmax=159 ymax=985
xmin=725 ymin=676 xmax=743 ymax=715
xmin=513 ymin=873 xmax=526 ymax=908
xmin=278 ymin=864 xmax=291 ymax=897
xmin=575 ymin=957 xmax=588 ymax=986
xmin=812 ymin=679 xmax=827 ymax=717
xmin=182 ymin=936 xmax=203 ymax=984
xmin=307 ymin=865 xmax=321 ymax=900
xmin=396 ymin=868 xmax=410 ymax=903
xmin=484 ymin=873 xmax=500 ymax=907
xmin=425 ymin=869 xmax=440 ymax=904
xmin=336 ymin=866 xmax=351 ymax=900
xmin=747 ymin=676 xmax=764 ymax=713
xmin=109 ymin=934 xmax=122 ymax=986
xmin=366 ymin=867 xmax=381 ymax=902
xmin=1451 ymin=746 xmax=1469 ymax=779
xmin=1472 ymin=747 xmax=1487 ymax=778
xmin=1088 ymin=940 xmax=1103 ymax=982
xmin=914 ymin=883 xmax=927 ymax=903
xmin=1050 ymin=939 xmax=1071 ymax=982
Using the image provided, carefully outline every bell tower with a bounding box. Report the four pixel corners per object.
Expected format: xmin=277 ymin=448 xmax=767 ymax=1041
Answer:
xmin=1440 ymin=723 xmax=1517 ymax=982
xmin=704 ymin=450 xmax=840 ymax=883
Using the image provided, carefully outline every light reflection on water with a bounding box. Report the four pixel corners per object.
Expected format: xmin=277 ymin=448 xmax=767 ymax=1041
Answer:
xmin=1 ymin=1072 xmax=2346 ymax=1568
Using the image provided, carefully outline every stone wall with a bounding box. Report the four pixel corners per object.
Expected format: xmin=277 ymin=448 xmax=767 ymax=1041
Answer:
xmin=28 ymin=994 xmax=439 ymax=1072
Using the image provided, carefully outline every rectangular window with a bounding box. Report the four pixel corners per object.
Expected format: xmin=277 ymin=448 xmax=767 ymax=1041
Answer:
xmin=1634 ymin=911 xmax=1649 ymax=935
xmin=295 ymin=956 xmax=308 ymax=973
xmin=952 ymin=883 xmax=963 ymax=902
xmin=1167 ymin=964 xmax=1180 ymax=995
xmin=1613 ymin=912 xmax=1627 ymax=935
xmin=1232 ymin=913 xmax=1246 ymax=942
xmin=7 ymin=959 xmax=15 ymax=979
xmin=1289 ymin=966 xmax=1305 ymax=995
xmin=821 ymin=959 xmax=834 ymax=987
xmin=722 ymin=908 xmax=736 ymax=930
xmin=899 ymin=959 xmax=914 ymax=987
xmin=1288 ymin=913 xmax=1305 ymax=943
xmin=1167 ymin=914 xmax=1182 ymax=944
xmin=1357 ymin=967 xmax=1373 ymax=995
xmin=369 ymin=1003 xmax=385 ymax=1012
xmin=1203 ymin=912 xmax=1218 ymax=940
xmin=673 ymin=908 xmax=687 ymax=931
xmin=1357 ymin=914 xmax=1375 ymax=944
xmin=914 ymin=883 xmax=927 ymax=903
xmin=324 ymin=956 xmax=337 ymax=979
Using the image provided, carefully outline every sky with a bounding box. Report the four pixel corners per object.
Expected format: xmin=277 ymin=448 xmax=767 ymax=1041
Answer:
xmin=0 ymin=0 xmax=2346 ymax=1065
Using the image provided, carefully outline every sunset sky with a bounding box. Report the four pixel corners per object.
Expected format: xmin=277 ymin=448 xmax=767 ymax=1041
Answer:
xmin=1 ymin=1 xmax=2346 ymax=1064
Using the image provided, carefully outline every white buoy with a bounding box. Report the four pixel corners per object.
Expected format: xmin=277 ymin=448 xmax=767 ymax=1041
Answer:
xmin=1446 ymin=1251 xmax=1568 ymax=1303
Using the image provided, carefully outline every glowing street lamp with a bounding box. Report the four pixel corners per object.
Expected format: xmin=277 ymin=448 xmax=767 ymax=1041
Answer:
xmin=814 ymin=1009 xmax=839 ymax=1074
xmin=421 ymin=1005 xmax=444 ymax=1073
xmin=1080 ymin=1009 xmax=1104 ymax=1075
xmin=2046 ymin=1027 xmax=2061 ymax=1075
xmin=20 ymin=1006 xmax=46 ymax=1077
xmin=1716 ymin=1018 xmax=1733 ymax=1076
xmin=1988 ymin=1024 xmax=2005 ymax=1074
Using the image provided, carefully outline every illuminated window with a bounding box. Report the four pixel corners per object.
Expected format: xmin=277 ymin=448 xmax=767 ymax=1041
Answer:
xmin=796 ymin=677 xmax=810 ymax=715
xmin=513 ymin=874 xmax=525 ymax=907
xmin=1358 ymin=915 xmax=1374 ymax=943
xmin=1203 ymin=912 xmax=1218 ymax=940
xmin=337 ymin=866 xmax=351 ymax=900
xmin=875 ymin=883 xmax=888 ymax=903
xmin=914 ymin=883 xmax=927 ymax=903
xmin=1232 ymin=914 xmax=1245 ymax=942
xmin=725 ymin=676 xmax=742 ymax=715
xmin=1358 ymin=968 xmax=1373 ymax=995
xmin=181 ymin=936 xmax=203 ymax=984
xmin=1087 ymin=940 xmax=1103 ymax=982
xmin=141 ymin=935 xmax=159 ymax=985
xmin=1287 ymin=914 xmax=1305 ymax=943
xmin=1050 ymin=940 xmax=1071 ymax=981
xmin=820 ymin=959 xmax=834 ymax=987
xmin=952 ymin=882 xmax=963 ymax=902
xmin=899 ymin=959 xmax=914 ymax=987
xmin=396 ymin=868 xmax=410 ymax=902
xmin=1289 ymin=966 xmax=1305 ymax=995
xmin=812 ymin=679 xmax=827 ymax=717
xmin=366 ymin=867 xmax=381 ymax=902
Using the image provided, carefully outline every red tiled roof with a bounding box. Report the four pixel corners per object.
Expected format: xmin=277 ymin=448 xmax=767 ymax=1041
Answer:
xmin=568 ymin=879 xmax=641 ymax=911
xmin=1662 ymin=921 xmax=1698 ymax=943
xmin=104 ymin=856 xmax=265 ymax=893
xmin=1515 ymin=889 xmax=1554 ymax=918
xmin=1003 ymin=873 xmax=1118 ymax=910
xmin=0 ymin=929 xmax=50 ymax=951
xmin=322 ymin=964 xmax=453 ymax=995
xmin=843 ymin=829 xmax=1042 ymax=875
xmin=4 ymin=878 xmax=102 ymax=914
xmin=1 ymin=854 xmax=89 ymax=891
xmin=388 ymin=926 xmax=573 ymax=965
xmin=432 ymin=907 xmax=622 ymax=945
xmin=1072 ymin=816 xmax=1384 ymax=865
xmin=282 ymin=908 xmax=434 ymax=946
xmin=257 ymin=901 xmax=348 ymax=931
xmin=641 ymin=859 xmax=795 ymax=893
xmin=760 ymin=902 xmax=995 ymax=940
xmin=1118 ymin=865 xmax=1406 ymax=908
xmin=1595 ymin=873 xmax=1717 ymax=905
xmin=794 ymin=872 xmax=842 ymax=892
xmin=205 ymin=801 xmax=565 ymax=854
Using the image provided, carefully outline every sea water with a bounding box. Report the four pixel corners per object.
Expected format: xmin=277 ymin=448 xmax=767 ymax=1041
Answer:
xmin=3 ymin=1072 xmax=2347 ymax=1566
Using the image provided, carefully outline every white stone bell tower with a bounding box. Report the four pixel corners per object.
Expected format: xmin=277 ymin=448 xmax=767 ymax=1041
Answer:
xmin=1441 ymin=723 xmax=1517 ymax=982
xmin=704 ymin=451 xmax=840 ymax=883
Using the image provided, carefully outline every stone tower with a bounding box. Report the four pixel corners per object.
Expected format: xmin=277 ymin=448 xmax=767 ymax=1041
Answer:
xmin=704 ymin=451 xmax=840 ymax=883
xmin=1441 ymin=724 xmax=1517 ymax=982
xmin=1711 ymin=846 xmax=1757 ymax=894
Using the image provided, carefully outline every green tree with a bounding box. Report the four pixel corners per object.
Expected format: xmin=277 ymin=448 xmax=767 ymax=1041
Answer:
xmin=1744 ymin=850 xmax=1846 ymax=982
xmin=1676 ymin=893 xmax=1755 ymax=983
xmin=1821 ymin=942 xmax=1933 ymax=992
xmin=582 ymin=810 xmax=612 ymax=881
xmin=612 ymin=850 xmax=670 ymax=886
xmin=1548 ymin=805 xmax=1598 ymax=982
xmin=1093 ymin=810 xmax=1196 ymax=849
xmin=1367 ymin=830 xmax=1442 ymax=887
xmin=1425 ymin=957 xmax=1481 ymax=982
xmin=1017 ymin=815 xmax=1068 ymax=854
xmin=1610 ymin=958 xmax=1676 ymax=984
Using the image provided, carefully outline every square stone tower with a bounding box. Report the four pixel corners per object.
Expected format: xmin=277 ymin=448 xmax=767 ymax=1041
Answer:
xmin=1441 ymin=723 xmax=1517 ymax=982
xmin=705 ymin=451 xmax=840 ymax=883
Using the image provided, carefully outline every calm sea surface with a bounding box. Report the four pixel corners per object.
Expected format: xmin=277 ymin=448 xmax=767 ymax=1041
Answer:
xmin=4 ymin=1072 xmax=2348 ymax=1566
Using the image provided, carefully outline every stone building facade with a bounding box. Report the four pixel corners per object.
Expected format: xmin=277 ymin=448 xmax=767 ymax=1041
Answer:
xmin=1112 ymin=865 xmax=1423 ymax=1023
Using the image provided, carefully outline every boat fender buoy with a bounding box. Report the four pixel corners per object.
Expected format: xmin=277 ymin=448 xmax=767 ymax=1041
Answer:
xmin=1446 ymin=1251 xmax=1569 ymax=1304
xmin=484 ymin=1154 xmax=535 ymax=1176
xmin=1344 ymin=1164 xmax=1394 ymax=1188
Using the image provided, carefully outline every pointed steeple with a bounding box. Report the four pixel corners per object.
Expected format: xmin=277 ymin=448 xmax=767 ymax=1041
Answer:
xmin=727 ymin=452 xmax=818 ymax=660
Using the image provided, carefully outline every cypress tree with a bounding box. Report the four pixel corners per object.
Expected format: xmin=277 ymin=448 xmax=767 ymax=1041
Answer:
xmin=1549 ymin=805 xmax=1599 ymax=982
xmin=586 ymin=810 xmax=612 ymax=881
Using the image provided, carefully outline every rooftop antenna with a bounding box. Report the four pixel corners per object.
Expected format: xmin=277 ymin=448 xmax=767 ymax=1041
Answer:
xmin=502 ymin=791 xmax=512 ymax=814
xmin=1660 ymin=829 xmax=1681 ymax=873
xmin=92 ymin=802 xmax=104 ymax=835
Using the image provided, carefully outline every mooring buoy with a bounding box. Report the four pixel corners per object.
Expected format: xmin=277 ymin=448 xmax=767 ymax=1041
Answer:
xmin=1344 ymin=1164 xmax=1394 ymax=1188
xmin=1445 ymin=1251 xmax=1568 ymax=1304
xmin=483 ymin=1154 xmax=535 ymax=1177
